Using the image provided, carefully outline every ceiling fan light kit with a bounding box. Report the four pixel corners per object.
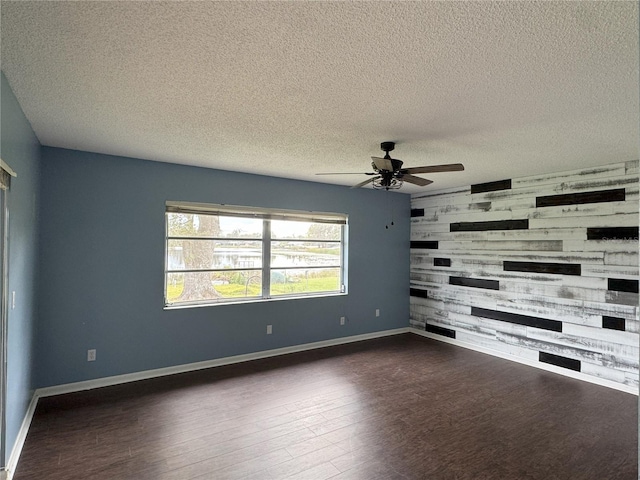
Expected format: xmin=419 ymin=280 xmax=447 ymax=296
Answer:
xmin=316 ymin=141 xmax=464 ymax=191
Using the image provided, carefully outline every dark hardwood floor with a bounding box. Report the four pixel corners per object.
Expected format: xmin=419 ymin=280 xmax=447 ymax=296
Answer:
xmin=15 ymin=334 xmax=638 ymax=479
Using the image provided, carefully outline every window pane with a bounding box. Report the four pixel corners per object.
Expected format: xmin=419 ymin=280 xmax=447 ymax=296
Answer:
xmin=271 ymin=241 xmax=340 ymax=268
xmin=218 ymin=216 xmax=262 ymax=238
xmin=272 ymin=220 xmax=341 ymax=241
xmin=167 ymin=213 xmax=223 ymax=237
xmin=166 ymin=272 xmax=185 ymax=303
xmin=166 ymin=270 xmax=262 ymax=303
xmin=168 ymin=213 xmax=262 ymax=238
xmin=212 ymin=270 xmax=262 ymax=299
xmin=270 ymin=268 xmax=341 ymax=296
xmin=167 ymin=240 xmax=262 ymax=270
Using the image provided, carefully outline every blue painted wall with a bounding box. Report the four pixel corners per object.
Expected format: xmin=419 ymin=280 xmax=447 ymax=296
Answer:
xmin=0 ymin=73 xmax=40 ymax=465
xmin=37 ymin=147 xmax=410 ymax=387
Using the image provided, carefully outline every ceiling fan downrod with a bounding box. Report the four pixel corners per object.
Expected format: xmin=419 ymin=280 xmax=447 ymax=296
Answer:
xmin=380 ymin=141 xmax=395 ymax=158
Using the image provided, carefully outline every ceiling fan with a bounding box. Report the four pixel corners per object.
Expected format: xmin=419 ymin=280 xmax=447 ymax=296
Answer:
xmin=317 ymin=142 xmax=464 ymax=190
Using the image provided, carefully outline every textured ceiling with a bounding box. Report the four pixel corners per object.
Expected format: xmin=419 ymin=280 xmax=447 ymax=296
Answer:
xmin=1 ymin=1 xmax=638 ymax=194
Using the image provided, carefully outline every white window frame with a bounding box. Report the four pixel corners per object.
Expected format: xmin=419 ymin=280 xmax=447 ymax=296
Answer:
xmin=164 ymin=202 xmax=347 ymax=307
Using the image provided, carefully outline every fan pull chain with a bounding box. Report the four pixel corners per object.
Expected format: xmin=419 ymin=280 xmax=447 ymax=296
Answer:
xmin=385 ymin=191 xmax=395 ymax=229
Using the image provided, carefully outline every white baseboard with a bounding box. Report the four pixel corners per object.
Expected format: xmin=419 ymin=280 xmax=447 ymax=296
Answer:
xmin=37 ymin=328 xmax=411 ymax=398
xmin=410 ymin=327 xmax=639 ymax=396
xmin=4 ymin=392 xmax=38 ymax=480
xmin=36 ymin=327 xmax=637 ymax=398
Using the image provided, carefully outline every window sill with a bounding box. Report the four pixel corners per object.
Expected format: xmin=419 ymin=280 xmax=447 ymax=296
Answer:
xmin=164 ymin=292 xmax=348 ymax=310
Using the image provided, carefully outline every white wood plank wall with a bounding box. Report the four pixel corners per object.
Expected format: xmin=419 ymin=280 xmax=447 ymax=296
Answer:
xmin=410 ymin=160 xmax=639 ymax=390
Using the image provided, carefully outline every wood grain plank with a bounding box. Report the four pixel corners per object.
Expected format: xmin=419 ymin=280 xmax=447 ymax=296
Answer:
xmin=608 ymin=278 xmax=639 ymax=293
xmin=503 ymin=260 xmax=581 ymax=276
xmin=471 ymin=306 xmax=562 ymax=332
xmin=411 ymin=184 xmax=470 ymax=201
xmin=410 ymin=240 xmax=439 ymax=249
xmin=409 ymin=288 xmax=429 ymax=298
xmin=582 ymin=263 xmax=639 ymax=280
xmin=536 ymin=188 xmax=626 ymax=208
xmin=422 ymin=250 xmax=606 ymax=264
xmin=623 ymin=319 xmax=639 ymax=334
xmin=433 ymin=257 xmax=451 ymax=267
xmin=425 ymin=323 xmax=456 ymax=338
xmin=602 ymin=316 xmax=626 ymax=331
xmin=410 ymin=219 xmax=450 ymax=233
xmin=439 ymin=240 xmax=564 ymax=251
xmin=564 ymin=239 xmax=639 ymax=253
xmin=605 ymin=290 xmax=639 ymax=307
xmin=411 ymin=230 xmax=489 ymax=241
xmin=454 ymin=330 xmax=540 ymax=361
xmin=450 ymin=219 xmax=529 ymax=232
xmin=530 ymin=213 xmax=639 ymax=229
xmin=449 ymin=276 xmax=500 ymax=290
xmin=587 ymin=226 xmax=639 ymax=240
xmin=605 ymin=250 xmax=639 ymax=266
xmin=539 ymin=352 xmax=581 ymax=371
xmin=563 ymin=323 xmax=638 ymax=347
xmin=580 ymin=361 xmax=629 ymax=385
xmin=486 ymin=228 xmax=586 ymax=241
xmin=514 ymin=200 xmax=638 ymax=220
xmin=501 ymin=282 xmax=606 ymax=303
xmin=512 ymin=163 xmax=627 ymax=189
xmin=479 ymin=197 xmax=537 ymax=212
xmin=626 ymin=160 xmax=639 ymax=175
xmin=471 ymin=178 xmax=512 ymax=194
xmin=417 ymin=201 xmax=493 ymax=217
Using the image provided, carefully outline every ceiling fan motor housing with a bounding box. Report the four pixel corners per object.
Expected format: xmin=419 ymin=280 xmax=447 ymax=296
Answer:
xmin=380 ymin=141 xmax=395 ymax=153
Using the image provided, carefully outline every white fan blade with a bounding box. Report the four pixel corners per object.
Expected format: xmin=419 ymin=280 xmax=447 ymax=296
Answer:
xmin=371 ymin=156 xmax=394 ymax=171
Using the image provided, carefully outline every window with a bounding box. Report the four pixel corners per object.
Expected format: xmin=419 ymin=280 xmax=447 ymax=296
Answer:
xmin=165 ymin=202 xmax=347 ymax=307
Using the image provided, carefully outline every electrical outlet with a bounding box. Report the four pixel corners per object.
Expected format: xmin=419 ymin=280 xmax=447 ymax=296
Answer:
xmin=266 ymin=325 xmax=272 ymax=335
xmin=340 ymin=316 xmax=346 ymax=325
xmin=87 ymin=349 xmax=96 ymax=362
xmin=375 ymin=309 xmax=380 ymax=317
